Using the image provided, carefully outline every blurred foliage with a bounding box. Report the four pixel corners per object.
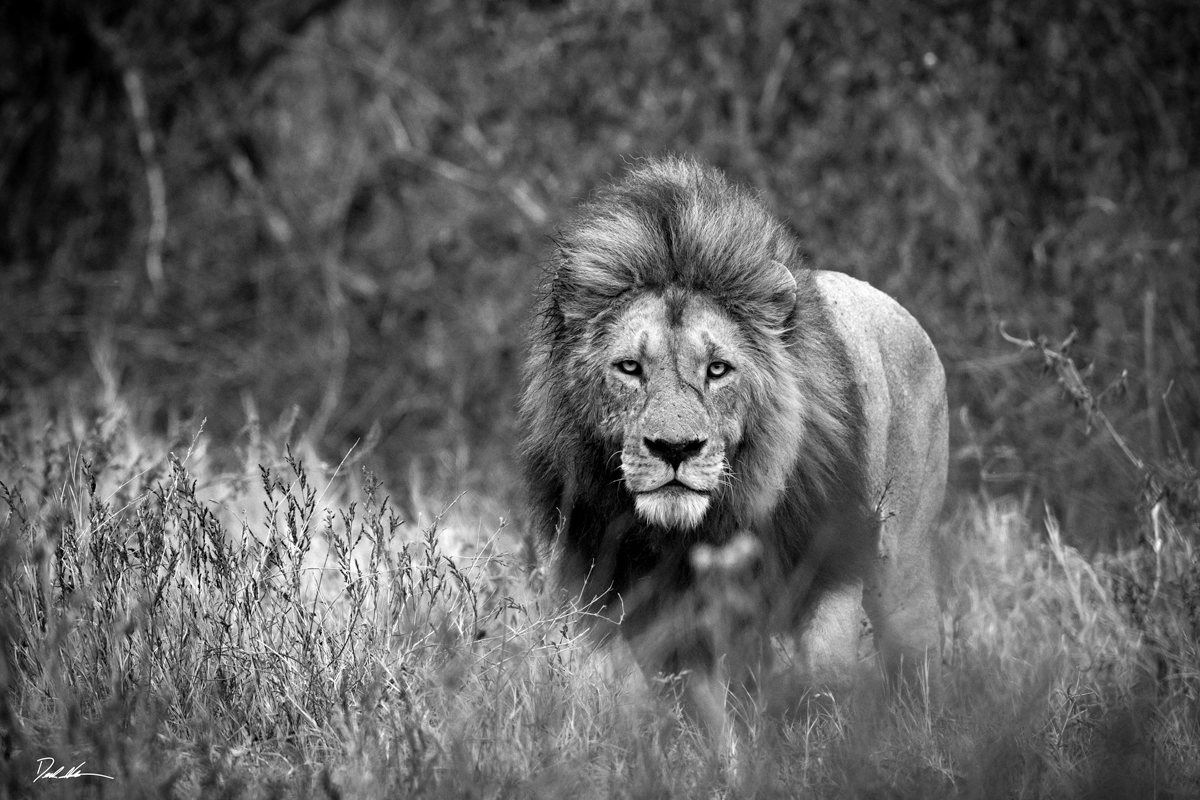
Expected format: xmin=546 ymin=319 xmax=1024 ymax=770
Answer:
xmin=1 ymin=0 xmax=1197 ymax=548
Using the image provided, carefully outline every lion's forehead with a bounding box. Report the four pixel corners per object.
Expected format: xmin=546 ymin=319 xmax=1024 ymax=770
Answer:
xmin=610 ymin=294 xmax=668 ymax=354
xmin=608 ymin=291 xmax=743 ymax=366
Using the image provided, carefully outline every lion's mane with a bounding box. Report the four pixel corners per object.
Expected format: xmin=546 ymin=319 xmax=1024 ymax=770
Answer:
xmin=519 ymin=157 xmax=874 ymax=633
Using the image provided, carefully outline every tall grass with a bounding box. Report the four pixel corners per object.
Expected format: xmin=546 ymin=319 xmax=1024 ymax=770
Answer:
xmin=1 ymin=401 xmax=1198 ymax=798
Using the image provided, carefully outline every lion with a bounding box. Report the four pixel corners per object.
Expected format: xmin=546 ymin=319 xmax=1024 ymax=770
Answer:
xmin=519 ymin=156 xmax=948 ymax=736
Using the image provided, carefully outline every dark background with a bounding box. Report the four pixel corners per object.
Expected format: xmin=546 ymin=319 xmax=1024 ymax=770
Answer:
xmin=2 ymin=0 xmax=1197 ymax=551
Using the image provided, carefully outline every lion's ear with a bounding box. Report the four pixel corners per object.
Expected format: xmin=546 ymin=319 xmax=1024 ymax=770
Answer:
xmin=553 ymin=285 xmax=599 ymax=325
xmin=765 ymin=260 xmax=798 ymax=327
xmin=551 ymin=256 xmax=627 ymax=325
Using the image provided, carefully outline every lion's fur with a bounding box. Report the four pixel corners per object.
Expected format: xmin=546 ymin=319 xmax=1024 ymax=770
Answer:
xmin=519 ymin=156 xmax=947 ymax=711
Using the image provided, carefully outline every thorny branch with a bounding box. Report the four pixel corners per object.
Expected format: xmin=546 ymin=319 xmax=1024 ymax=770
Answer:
xmin=1000 ymin=324 xmax=1186 ymax=598
xmin=1000 ymin=325 xmax=1144 ymax=473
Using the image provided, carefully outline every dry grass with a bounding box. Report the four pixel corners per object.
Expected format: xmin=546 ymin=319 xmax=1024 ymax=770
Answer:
xmin=1 ymin=400 xmax=1198 ymax=799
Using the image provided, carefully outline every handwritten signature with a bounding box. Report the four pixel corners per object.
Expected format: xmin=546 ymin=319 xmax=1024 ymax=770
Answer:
xmin=34 ymin=758 xmax=115 ymax=782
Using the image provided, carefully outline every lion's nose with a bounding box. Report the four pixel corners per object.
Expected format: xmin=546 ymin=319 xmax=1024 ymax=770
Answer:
xmin=644 ymin=437 xmax=706 ymax=470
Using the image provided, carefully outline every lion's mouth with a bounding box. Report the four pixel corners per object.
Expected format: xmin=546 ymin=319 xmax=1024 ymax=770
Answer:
xmin=643 ymin=479 xmax=709 ymax=496
xmin=633 ymin=480 xmax=713 ymax=530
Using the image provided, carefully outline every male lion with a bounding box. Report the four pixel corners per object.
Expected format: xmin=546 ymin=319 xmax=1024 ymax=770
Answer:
xmin=519 ymin=157 xmax=948 ymax=736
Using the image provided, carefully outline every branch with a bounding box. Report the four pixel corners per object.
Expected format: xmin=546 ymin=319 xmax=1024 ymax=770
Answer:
xmin=248 ymin=0 xmax=352 ymax=80
xmin=87 ymin=18 xmax=167 ymax=296
xmin=121 ymin=67 xmax=167 ymax=294
xmin=999 ymin=324 xmax=1146 ymax=474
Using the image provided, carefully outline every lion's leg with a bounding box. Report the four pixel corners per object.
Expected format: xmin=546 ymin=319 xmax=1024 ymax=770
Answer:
xmin=862 ymin=469 xmax=945 ymax=693
xmin=863 ymin=546 xmax=942 ymax=690
xmin=862 ymin=358 xmax=948 ymax=696
xmin=681 ymin=668 xmax=739 ymax=759
xmin=794 ymin=579 xmax=864 ymax=688
xmin=628 ymin=633 xmax=742 ymax=762
xmin=625 ymin=536 xmax=771 ymax=761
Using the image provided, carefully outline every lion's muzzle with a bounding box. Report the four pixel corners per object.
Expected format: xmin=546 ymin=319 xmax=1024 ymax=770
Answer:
xmin=622 ymin=433 xmax=725 ymax=530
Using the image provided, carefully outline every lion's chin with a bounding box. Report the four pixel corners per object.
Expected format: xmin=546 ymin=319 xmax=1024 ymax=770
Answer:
xmin=633 ymin=487 xmax=710 ymax=530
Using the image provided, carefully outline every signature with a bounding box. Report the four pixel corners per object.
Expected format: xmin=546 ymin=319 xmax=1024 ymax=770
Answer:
xmin=34 ymin=758 xmax=115 ymax=782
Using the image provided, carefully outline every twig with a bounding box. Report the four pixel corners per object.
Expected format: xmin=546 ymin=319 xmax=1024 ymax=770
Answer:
xmin=120 ymin=68 xmax=167 ymax=294
xmin=1143 ymin=287 xmax=1161 ymax=461
xmin=757 ymin=38 xmax=794 ymax=124
xmin=377 ymin=95 xmax=548 ymax=223
xmin=228 ymin=151 xmax=294 ymax=245
xmin=999 ymin=324 xmax=1146 ymax=474
xmin=1161 ymin=380 xmax=1187 ymax=459
xmin=247 ymin=0 xmax=352 ymax=81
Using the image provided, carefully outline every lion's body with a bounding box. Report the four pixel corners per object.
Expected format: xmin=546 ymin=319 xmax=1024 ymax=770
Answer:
xmin=520 ymin=157 xmax=947 ymax=727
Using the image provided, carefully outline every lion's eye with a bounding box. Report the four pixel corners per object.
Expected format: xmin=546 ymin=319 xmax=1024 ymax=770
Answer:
xmin=707 ymin=361 xmax=732 ymax=379
xmin=615 ymin=359 xmax=643 ymax=376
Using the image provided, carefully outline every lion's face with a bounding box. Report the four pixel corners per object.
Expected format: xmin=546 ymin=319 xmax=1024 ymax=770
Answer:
xmin=599 ymin=291 xmax=750 ymax=530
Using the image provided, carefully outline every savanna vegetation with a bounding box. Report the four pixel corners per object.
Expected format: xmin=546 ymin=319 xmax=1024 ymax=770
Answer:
xmin=1 ymin=0 xmax=1198 ymax=797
